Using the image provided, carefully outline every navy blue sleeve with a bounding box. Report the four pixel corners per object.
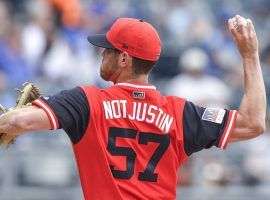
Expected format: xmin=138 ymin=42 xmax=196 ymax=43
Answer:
xmin=183 ymin=101 xmax=237 ymax=156
xmin=39 ymin=87 xmax=90 ymax=144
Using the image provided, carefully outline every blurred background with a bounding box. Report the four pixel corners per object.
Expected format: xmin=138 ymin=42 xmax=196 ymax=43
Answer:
xmin=0 ymin=0 xmax=269 ymax=199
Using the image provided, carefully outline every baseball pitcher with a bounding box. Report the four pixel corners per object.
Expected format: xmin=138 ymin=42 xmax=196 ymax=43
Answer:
xmin=0 ymin=15 xmax=266 ymax=199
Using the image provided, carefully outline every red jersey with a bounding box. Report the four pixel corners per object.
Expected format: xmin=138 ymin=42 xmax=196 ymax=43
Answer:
xmin=33 ymin=82 xmax=237 ymax=200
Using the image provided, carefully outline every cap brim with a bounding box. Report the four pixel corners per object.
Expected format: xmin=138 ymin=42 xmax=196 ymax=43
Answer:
xmin=87 ymin=34 xmax=116 ymax=49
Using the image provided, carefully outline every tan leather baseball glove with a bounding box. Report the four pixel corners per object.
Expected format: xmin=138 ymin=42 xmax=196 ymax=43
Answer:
xmin=0 ymin=82 xmax=41 ymax=147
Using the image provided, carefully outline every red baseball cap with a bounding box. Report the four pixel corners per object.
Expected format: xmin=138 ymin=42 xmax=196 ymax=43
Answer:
xmin=87 ymin=18 xmax=161 ymax=61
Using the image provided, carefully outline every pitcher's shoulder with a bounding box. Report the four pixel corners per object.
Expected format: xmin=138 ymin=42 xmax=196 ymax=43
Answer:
xmin=80 ymin=85 xmax=102 ymax=94
xmin=165 ymin=95 xmax=187 ymax=104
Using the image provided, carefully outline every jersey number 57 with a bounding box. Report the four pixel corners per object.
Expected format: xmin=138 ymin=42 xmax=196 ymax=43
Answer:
xmin=107 ymin=127 xmax=170 ymax=182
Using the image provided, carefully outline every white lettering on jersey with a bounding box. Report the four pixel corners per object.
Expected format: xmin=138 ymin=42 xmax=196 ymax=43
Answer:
xmin=119 ymin=100 xmax=127 ymax=118
xmin=161 ymin=115 xmax=174 ymax=133
xmin=158 ymin=114 xmax=167 ymax=128
xmin=128 ymin=102 xmax=137 ymax=120
xmin=111 ymin=100 xmax=121 ymax=119
xmin=155 ymin=108 xmax=164 ymax=126
xmin=102 ymin=100 xmax=174 ymax=133
xmin=146 ymin=105 xmax=157 ymax=123
xmin=136 ymin=103 xmax=147 ymax=121
xmin=103 ymin=101 xmax=113 ymax=119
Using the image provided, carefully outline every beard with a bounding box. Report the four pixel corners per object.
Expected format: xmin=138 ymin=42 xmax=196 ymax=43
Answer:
xmin=100 ymin=62 xmax=118 ymax=82
xmin=100 ymin=66 xmax=109 ymax=81
xmin=99 ymin=59 xmax=109 ymax=81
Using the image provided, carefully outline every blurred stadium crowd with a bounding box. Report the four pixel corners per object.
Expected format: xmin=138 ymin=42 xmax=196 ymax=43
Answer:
xmin=0 ymin=0 xmax=269 ymax=199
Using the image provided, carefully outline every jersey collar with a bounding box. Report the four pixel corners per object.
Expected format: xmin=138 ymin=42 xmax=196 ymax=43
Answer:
xmin=115 ymin=82 xmax=156 ymax=90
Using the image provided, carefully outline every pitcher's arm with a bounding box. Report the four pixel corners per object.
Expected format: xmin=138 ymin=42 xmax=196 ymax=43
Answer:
xmin=0 ymin=106 xmax=51 ymax=136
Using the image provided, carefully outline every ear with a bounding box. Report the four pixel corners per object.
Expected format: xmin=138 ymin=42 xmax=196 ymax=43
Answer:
xmin=118 ymin=52 xmax=131 ymax=68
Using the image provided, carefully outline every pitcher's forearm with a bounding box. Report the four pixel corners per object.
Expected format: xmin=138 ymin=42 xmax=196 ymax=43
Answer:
xmin=0 ymin=110 xmax=24 ymax=135
xmin=240 ymin=54 xmax=266 ymax=126
xmin=0 ymin=106 xmax=52 ymax=136
xmin=243 ymin=54 xmax=264 ymax=92
xmin=231 ymin=54 xmax=266 ymax=142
